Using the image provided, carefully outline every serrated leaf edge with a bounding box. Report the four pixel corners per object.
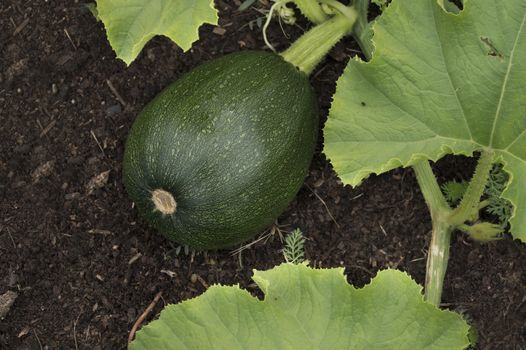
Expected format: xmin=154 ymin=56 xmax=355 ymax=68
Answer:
xmin=96 ymin=0 xmax=218 ymax=66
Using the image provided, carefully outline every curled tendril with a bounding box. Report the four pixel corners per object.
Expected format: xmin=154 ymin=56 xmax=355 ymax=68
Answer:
xmin=279 ymin=4 xmax=296 ymax=25
xmin=318 ymin=0 xmax=358 ymax=22
xmin=263 ymin=0 xmax=355 ymax=52
xmin=263 ymin=1 xmax=285 ymax=52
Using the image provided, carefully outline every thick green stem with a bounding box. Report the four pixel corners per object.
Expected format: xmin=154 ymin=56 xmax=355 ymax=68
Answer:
xmin=343 ymin=0 xmax=374 ymax=61
xmin=414 ymin=152 xmax=494 ymax=306
xmin=450 ymin=150 xmax=494 ymax=225
xmin=425 ymin=220 xmax=453 ymax=306
xmin=318 ymin=0 xmax=357 ymax=20
xmin=281 ymin=11 xmax=357 ymax=75
xmin=412 ymin=160 xmax=452 ymax=306
xmin=353 ymin=27 xmax=374 ymax=61
xmin=412 ymin=160 xmax=450 ymax=216
xmin=315 ymin=0 xmax=374 ymax=61
xmin=294 ymin=0 xmax=329 ymax=24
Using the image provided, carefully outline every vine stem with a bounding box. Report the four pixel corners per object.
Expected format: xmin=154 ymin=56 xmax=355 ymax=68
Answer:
xmin=281 ymin=10 xmax=357 ymax=75
xmin=294 ymin=0 xmax=329 ymax=24
xmin=295 ymin=0 xmax=374 ymax=62
xmin=412 ymin=160 xmax=450 ymax=216
xmin=424 ymin=220 xmax=453 ymax=305
xmin=413 ymin=160 xmax=454 ymax=306
xmin=450 ymin=150 xmax=494 ymax=225
xmin=351 ymin=0 xmax=374 ymax=60
xmin=412 ymin=160 xmax=451 ymax=305
xmin=413 ymin=151 xmax=494 ymax=306
xmin=318 ymin=0 xmax=358 ymax=20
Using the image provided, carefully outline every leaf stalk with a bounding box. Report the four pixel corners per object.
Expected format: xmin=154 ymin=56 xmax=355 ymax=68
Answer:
xmin=293 ymin=0 xmax=329 ymax=24
xmin=424 ymin=219 xmax=453 ymax=306
xmin=412 ymin=160 xmax=450 ymax=216
xmin=412 ymin=160 xmax=452 ymax=306
xmin=413 ymin=151 xmax=495 ymax=306
xmin=281 ymin=9 xmax=357 ymax=75
xmin=450 ymin=150 xmax=494 ymax=225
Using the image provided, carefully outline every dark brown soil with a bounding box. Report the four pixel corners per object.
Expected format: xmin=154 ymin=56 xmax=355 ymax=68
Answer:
xmin=0 ymin=1 xmax=524 ymax=349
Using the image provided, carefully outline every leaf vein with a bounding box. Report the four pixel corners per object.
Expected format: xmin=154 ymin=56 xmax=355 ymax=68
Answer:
xmin=489 ymin=8 xmax=526 ymax=147
xmin=430 ymin=3 xmax=473 ymax=140
xmin=505 ymin=128 xmax=526 ymax=151
xmin=352 ymin=64 xmax=438 ymax=137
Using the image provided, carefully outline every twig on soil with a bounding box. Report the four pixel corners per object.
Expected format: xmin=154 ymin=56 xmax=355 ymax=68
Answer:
xmin=350 ymin=193 xmax=364 ymax=200
xmin=88 ymin=228 xmax=112 ymax=236
xmin=305 ymin=184 xmax=340 ymax=228
xmin=84 ymin=323 xmax=91 ymax=342
xmin=311 ymin=64 xmax=329 ymax=79
xmin=64 ymin=28 xmax=77 ymax=50
xmin=4 ymin=227 xmax=17 ymax=249
xmin=128 ymin=291 xmax=163 ymax=344
xmin=230 ymin=223 xmax=284 ymax=256
xmin=191 ymin=274 xmax=209 ymax=289
xmin=106 ymin=79 xmax=127 ymax=107
xmin=379 ymin=224 xmax=388 ymax=236
xmin=73 ymin=312 xmax=82 ymax=350
xmin=90 ymin=130 xmax=106 ymax=157
xmin=39 ymin=119 xmax=56 ymax=138
xmin=409 ymin=257 xmax=425 ymax=262
xmin=231 ymin=223 xmax=288 ymax=268
xmin=32 ymin=329 xmax=43 ymax=350
xmin=230 ymin=231 xmax=272 ymax=256
xmin=13 ymin=18 xmax=29 ymax=36
xmin=128 ymin=252 xmax=142 ymax=265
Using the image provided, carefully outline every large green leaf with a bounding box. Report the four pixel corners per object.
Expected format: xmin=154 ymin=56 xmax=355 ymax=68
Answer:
xmin=96 ymin=0 xmax=218 ymax=65
xmin=130 ymin=264 xmax=469 ymax=349
xmin=324 ymin=0 xmax=526 ymax=241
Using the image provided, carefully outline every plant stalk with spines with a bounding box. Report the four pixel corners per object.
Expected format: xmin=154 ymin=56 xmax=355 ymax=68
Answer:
xmin=281 ymin=11 xmax=357 ymax=75
xmin=412 ymin=160 xmax=452 ymax=305
xmin=287 ymin=0 xmax=359 ymax=25
xmin=293 ymin=0 xmax=375 ymax=61
xmin=411 ymin=151 xmax=495 ymax=305
xmin=293 ymin=0 xmax=330 ymax=24
xmin=263 ymin=1 xmax=360 ymax=75
xmin=450 ymin=151 xmax=495 ymax=225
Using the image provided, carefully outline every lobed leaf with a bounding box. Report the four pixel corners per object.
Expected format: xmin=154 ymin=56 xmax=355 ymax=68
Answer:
xmin=96 ymin=0 xmax=218 ymax=65
xmin=130 ymin=264 xmax=469 ymax=349
xmin=324 ymin=0 xmax=526 ymax=241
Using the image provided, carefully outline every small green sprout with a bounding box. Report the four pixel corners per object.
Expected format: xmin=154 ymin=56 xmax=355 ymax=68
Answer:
xmin=282 ymin=228 xmax=306 ymax=264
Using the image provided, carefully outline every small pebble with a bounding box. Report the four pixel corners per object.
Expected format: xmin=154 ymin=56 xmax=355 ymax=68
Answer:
xmin=0 ymin=291 xmax=18 ymax=319
xmin=105 ymin=104 xmax=122 ymax=116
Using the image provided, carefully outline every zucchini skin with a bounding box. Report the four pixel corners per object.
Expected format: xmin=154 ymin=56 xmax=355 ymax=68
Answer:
xmin=123 ymin=51 xmax=318 ymax=249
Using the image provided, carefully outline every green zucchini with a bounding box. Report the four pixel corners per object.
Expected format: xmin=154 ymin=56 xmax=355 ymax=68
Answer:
xmin=123 ymin=51 xmax=318 ymax=249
